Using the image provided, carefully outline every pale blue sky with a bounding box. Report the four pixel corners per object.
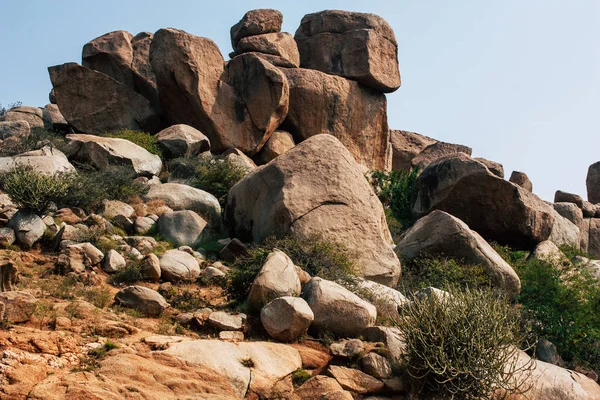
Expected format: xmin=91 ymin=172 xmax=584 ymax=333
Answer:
xmin=1 ymin=0 xmax=598 ymax=201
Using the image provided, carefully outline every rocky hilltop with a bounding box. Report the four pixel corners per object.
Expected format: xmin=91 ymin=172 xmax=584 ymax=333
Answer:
xmin=0 ymin=8 xmax=600 ymax=400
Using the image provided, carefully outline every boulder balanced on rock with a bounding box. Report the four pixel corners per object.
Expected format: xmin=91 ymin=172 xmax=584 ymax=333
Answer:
xmin=226 ymin=134 xmax=401 ymax=286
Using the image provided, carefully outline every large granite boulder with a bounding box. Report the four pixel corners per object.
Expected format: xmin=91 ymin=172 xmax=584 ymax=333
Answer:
xmin=554 ymin=190 xmax=584 ymax=208
xmin=587 ymin=161 xmax=600 ymax=204
xmin=3 ymin=106 xmax=44 ymax=128
xmin=64 ymin=133 xmax=162 ymax=176
xmin=155 ymin=124 xmax=210 ymax=158
xmin=389 ymin=130 xmax=436 ymax=171
xmin=0 ymin=147 xmax=75 ymax=175
xmin=413 ymin=153 xmax=555 ymax=249
xmin=397 ymin=210 xmax=521 ymax=295
xmin=226 ymin=134 xmax=401 ymax=286
xmin=230 ymin=9 xmax=283 ymax=49
xmin=295 ymin=10 xmax=400 ymax=93
xmin=150 ymin=29 xmax=288 ymax=155
xmin=236 ymin=32 xmax=300 ymax=67
xmin=281 ymin=68 xmax=390 ymax=171
xmin=48 ymin=63 xmax=159 ymax=134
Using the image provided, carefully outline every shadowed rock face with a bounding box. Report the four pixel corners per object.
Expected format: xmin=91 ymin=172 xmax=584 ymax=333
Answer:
xmin=295 ymin=10 xmax=400 ymax=93
xmin=587 ymin=161 xmax=600 ymax=204
xmin=413 ymin=153 xmax=555 ymax=249
xmin=225 ymin=134 xmax=401 ymax=286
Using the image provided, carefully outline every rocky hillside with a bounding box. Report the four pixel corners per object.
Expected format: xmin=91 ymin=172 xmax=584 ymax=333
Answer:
xmin=1 ymin=8 xmax=600 ymax=400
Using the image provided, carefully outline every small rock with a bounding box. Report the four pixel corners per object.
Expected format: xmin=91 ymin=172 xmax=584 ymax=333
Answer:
xmin=155 ymin=124 xmax=210 ymax=158
xmin=159 ymin=249 xmax=201 ymax=282
xmin=330 ymin=339 xmax=365 ymax=358
xmin=328 ymin=365 xmax=384 ymax=394
xmin=140 ymin=253 xmax=161 ymax=282
xmin=158 ymin=210 xmax=208 ymax=247
xmin=536 ymin=338 xmax=564 ymax=366
xmin=0 ymin=227 xmax=16 ymax=247
xmin=101 ymin=200 xmax=135 ymax=220
xmin=114 ymin=286 xmax=168 ymax=317
xmin=102 ymin=249 xmax=126 ymax=273
xmin=361 ymin=352 xmax=392 ymax=379
xmin=201 ymin=266 xmax=226 ymax=279
xmin=134 ymin=216 xmax=156 ymax=235
xmin=554 ymin=190 xmax=584 ymax=208
xmin=509 ymin=170 xmax=533 ymax=192
xmin=248 ymin=250 xmax=301 ymax=310
xmin=207 ymin=311 xmax=246 ymax=331
xmin=219 ymin=331 xmax=244 ymax=341
xmin=8 ymin=210 xmax=46 ymax=248
xmin=260 ymin=296 xmax=314 ymax=342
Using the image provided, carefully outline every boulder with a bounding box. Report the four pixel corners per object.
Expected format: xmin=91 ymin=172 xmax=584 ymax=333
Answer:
xmin=295 ymin=10 xmax=400 ymax=93
xmin=56 ymin=242 xmax=104 ymax=274
xmin=554 ymin=190 xmax=584 ymax=208
xmin=302 ymin=277 xmax=377 ymax=337
xmin=134 ymin=216 xmax=156 ymax=235
xmin=0 ymin=291 xmax=37 ymax=323
xmin=554 ymin=202 xmax=583 ymax=227
xmin=42 ymin=104 xmax=68 ymax=130
xmin=3 ymin=106 xmax=44 ymax=128
xmin=255 ymin=130 xmax=295 ymax=164
xmin=143 ymin=183 xmax=221 ymax=228
xmin=362 ymin=326 xmax=406 ymax=366
xmin=353 ymin=278 xmax=408 ymax=318
xmin=588 ymin=218 xmax=600 ymax=258
xmin=413 ymin=153 xmax=555 ymax=249
xmin=295 ymin=376 xmax=345 ymax=400
xmin=389 ymin=130 xmax=436 ymax=171
xmin=529 ymin=240 xmax=570 ymax=266
xmin=48 ymin=63 xmax=159 ymax=134
xmin=218 ymin=238 xmax=248 ymax=262
xmin=102 ymin=249 xmax=126 ymax=273
xmin=330 ymin=339 xmax=365 ymax=358
xmin=0 ymin=146 xmax=76 ymax=175
xmin=411 ymin=141 xmax=472 ymax=171
xmin=583 ymin=201 xmax=598 ymax=218
xmin=207 ymin=311 xmax=246 ymax=331
xmin=587 ymin=161 xmax=600 ymax=204
xmin=223 ymin=148 xmax=257 ymax=174
xmin=397 ymin=210 xmax=521 ymax=295
xmin=155 ymin=124 xmax=210 ymax=158
xmin=8 ymin=210 xmax=46 ymax=248
xmin=226 ymin=134 xmax=400 ymax=285
xmin=548 ymin=208 xmax=580 ymax=248
xmin=159 ymin=249 xmax=201 ymax=282
xmin=130 ymin=32 xmax=160 ymax=112
xmin=281 ymin=68 xmax=390 ymax=171
xmin=150 ymin=29 xmax=288 ymax=154
xmin=535 ymin=338 xmax=564 ymax=366
xmin=361 ymin=353 xmax=392 ymax=379
xmin=473 ymin=157 xmax=504 ymax=178
xmin=248 ymin=250 xmax=301 ymax=310
xmin=82 ymin=30 xmax=135 ymax=87
xmin=157 ymin=210 xmax=208 ymax=247
xmin=236 ymin=32 xmax=300 ymax=67
xmin=328 ymin=365 xmax=384 ymax=394
xmin=0 ymin=227 xmax=16 ymax=248
xmin=140 ymin=253 xmax=161 ymax=282
xmin=114 ymin=285 xmax=168 ymax=317
xmin=230 ymin=9 xmax=283 ymax=49
xmin=64 ymin=133 xmax=162 ymax=176
xmin=509 ymin=170 xmax=533 ymax=192
xmin=260 ymin=296 xmax=314 ymax=342
xmin=0 ymin=120 xmax=30 ymax=139
xmin=100 ymin=200 xmax=135 ymax=220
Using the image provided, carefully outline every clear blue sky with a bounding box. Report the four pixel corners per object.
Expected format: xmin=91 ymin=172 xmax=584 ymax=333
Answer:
xmin=1 ymin=0 xmax=599 ymax=202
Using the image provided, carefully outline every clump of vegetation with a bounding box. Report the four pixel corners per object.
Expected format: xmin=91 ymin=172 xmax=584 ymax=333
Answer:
xmin=0 ymin=165 xmax=70 ymax=214
xmin=104 ymin=129 xmax=161 ymax=155
xmin=225 ymin=235 xmax=355 ymax=302
xmin=494 ymin=243 xmax=600 ymax=374
xmin=292 ymin=368 xmax=312 ymax=385
xmin=88 ymin=340 xmax=118 ymax=358
xmin=396 ymin=288 xmax=532 ymax=399
xmin=162 ymin=288 xmax=209 ymax=312
xmin=399 ymin=255 xmax=490 ymax=296
xmin=370 ymin=169 xmax=419 ymax=234
xmin=0 ymin=127 xmax=68 ymax=157
xmin=108 ymin=262 xmax=143 ymax=286
xmin=168 ymin=156 xmax=245 ymax=207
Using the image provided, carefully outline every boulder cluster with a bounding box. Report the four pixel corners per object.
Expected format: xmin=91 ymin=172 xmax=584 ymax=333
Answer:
xmin=1 ymin=7 xmax=600 ymax=400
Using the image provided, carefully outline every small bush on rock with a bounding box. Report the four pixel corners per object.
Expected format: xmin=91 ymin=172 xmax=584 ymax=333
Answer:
xmin=0 ymin=165 xmax=70 ymax=214
xmin=396 ymin=288 xmax=532 ymax=399
xmin=168 ymin=156 xmax=245 ymax=207
xmin=371 ymin=168 xmax=419 ymax=231
xmin=105 ymin=129 xmax=161 ymax=155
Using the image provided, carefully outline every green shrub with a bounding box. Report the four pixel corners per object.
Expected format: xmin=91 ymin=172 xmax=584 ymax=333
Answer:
xmin=105 ymin=129 xmax=161 ymax=155
xmin=0 ymin=165 xmax=70 ymax=214
xmin=225 ymin=235 xmax=355 ymax=302
xmin=399 ymin=255 xmax=491 ymax=296
xmin=396 ymin=288 xmax=532 ymax=399
xmin=168 ymin=156 xmax=245 ymax=207
xmin=0 ymin=127 xmax=68 ymax=157
xmin=162 ymin=288 xmax=209 ymax=312
xmin=292 ymin=368 xmax=312 ymax=385
xmin=61 ymin=165 xmax=148 ymax=212
xmin=371 ymin=169 xmax=419 ymax=232
xmin=108 ymin=263 xmax=143 ymax=286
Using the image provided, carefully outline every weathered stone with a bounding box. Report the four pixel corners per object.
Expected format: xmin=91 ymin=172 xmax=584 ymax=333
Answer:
xmin=48 ymin=63 xmax=159 ymax=134
xmin=248 ymin=250 xmax=301 ymax=310
xmin=362 ymin=326 xmax=406 ymax=365
xmin=0 ymin=146 xmax=76 ymax=175
xmin=130 ymin=32 xmax=160 ymax=110
xmin=56 ymin=242 xmax=104 ymax=274
xmin=361 ymin=352 xmax=392 ymax=379
xmin=330 ymin=339 xmax=365 ymax=358
xmin=411 ymin=141 xmax=472 ymax=171
xmin=3 ymin=106 xmax=44 ymax=128
xmin=473 ymin=157 xmax=505 ymax=178
xmin=296 ymin=376 xmax=344 ymax=400
xmin=42 ymin=104 xmax=68 ymax=131
xmin=295 ymin=10 xmax=400 ymax=93
xmin=143 ymin=183 xmax=221 ymax=228
xmin=102 ymin=249 xmax=126 ymax=273
xmin=155 ymin=124 xmax=210 ymax=158
xmin=236 ymin=32 xmax=300 ymax=67
xmin=114 ymin=286 xmax=168 ymax=317
xmin=529 ymin=240 xmax=570 ymax=266
xmin=555 ymin=190 xmax=584 ymax=208
xmin=328 ymin=365 xmax=384 ymax=394
xmin=158 ymin=210 xmax=208 ymax=247
xmin=588 ymin=218 xmax=600 ymax=258
xmin=260 ymin=296 xmax=314 ymax=342
xmin=230 ymin=9 xmax=283 ymax=48
xmin=255 ymin=130 xmax=295 ymax=164
xmin=0 ymin=121 xmax=30 ymax=139
xmin=223 ymin=148 xmax=257 ymax=174
xmin=583 ymin=201 xmax=598 ymax=218
xmin=281 ymin=68 xmax=390 ymax=171
xmin=302 ymin=277 xmax=377 ymax=337
xmin=208 ymin=311 xmax=246 ymax=331
xmin=8 ymin=210 xmax=46 ymax=248
xmin=134 ymin=216 xmax=156 ymax=235
xmin=536 ymin=338 xmax=564 ymax=366
xmin=353 ymin=278 xmax=408 ymax=318
xmin=509 ymin=170 xmax=533 ymax=192
xmin=159 ymin=249 xmax=201 ymax=282
xmin=389 ymin=130 xmax=436 ymax=171
xmin=226 ymin=134 xmax=400 ymax=285
xmin=218 ymin=238 xmax=248 ymax=262
xmin=0 ymin=291 xmax=36 ymax=322
xmin=82 ymin=30 xmax=135 ymax=87
xmin=554 ymin=202 xmax=583 ymax=227
xmin=101 ymin=200 xmax=135 ymax=220
xmin=587 ymin=161 xmax=600 ymax=204
xmin=548 ymin=208 xmax=580 ymax=248
xmin=0 ymin=260 xmax=18 ymax=292
xmin=64 ymin=133 xmax=162 ymax=176
xmin=0 ymin=228 xmax=16 ymax=248
xmin=397 ymin=210 xmax=521 ymax=295
xmin=413 ymin=153 xmax=554 ymax=249
xmin=140 ymin=253 xmax=161 ymax=282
